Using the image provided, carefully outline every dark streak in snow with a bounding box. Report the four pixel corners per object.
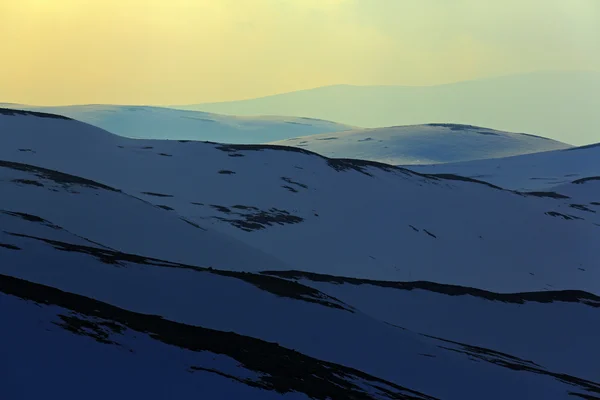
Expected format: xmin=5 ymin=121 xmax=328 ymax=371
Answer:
xmin=0 ymin=273 xmax=434 ymax=400
xmin=262 ymin=270 xmax=600 ymax=308
xmin=141 ymin=192 xmax=174 ymax=198
xmin=0 ymin=108 xmax=72 ymax=120
xmin=0 ymin=160 xmax=119 ymax=192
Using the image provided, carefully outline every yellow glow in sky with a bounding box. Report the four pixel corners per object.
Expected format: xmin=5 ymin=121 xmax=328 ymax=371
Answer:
xmin=1 ymin=0 xmax=599 ymax=105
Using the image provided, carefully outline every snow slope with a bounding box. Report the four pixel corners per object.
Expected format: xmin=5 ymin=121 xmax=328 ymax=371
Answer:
xmin=2 ymin=193 xmax=599 ymax=399
xmin=0 ymin=104 xmax=353 ymax=143
xmin=175 ymin=71 xmax=600 ymax=146
xmin=270 ymin=123 xmax=571 ymax=165
xmin=0 ymin=159 xmax=288 ymax=272
xmin=265 ymin=271 xmax=600 ymax=382
xmin=1 ymin=108 xmax=598 ymax=295
xmin=550 ymin=177 xmax=600 ymax=204
xmin=408 ymin=143 xmax=600 ymax=191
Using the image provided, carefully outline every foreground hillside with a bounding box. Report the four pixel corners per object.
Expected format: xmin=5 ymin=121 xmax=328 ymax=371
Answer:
xmin=1 ymin=108 xmax=598 ymax=295
xmin=174 ymin=71 xmax=600 ymax=145
xmin=0 ymin=104 xmax=353 ymax=143
xmin=270 ymin=123 xmax=570 ymax=165
xmin=1 ymin=157 xmax=599 ymax=399
xmin=409 ymin=143 xmax=600 ymax=191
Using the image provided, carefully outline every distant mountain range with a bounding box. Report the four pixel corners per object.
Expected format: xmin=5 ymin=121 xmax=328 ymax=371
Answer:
xmin=173 ymin=71 xmax=600 ymax=146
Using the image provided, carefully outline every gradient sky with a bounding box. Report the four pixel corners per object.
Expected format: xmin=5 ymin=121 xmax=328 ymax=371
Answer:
xmin=1 ymin=0 xmax=599 ymax=105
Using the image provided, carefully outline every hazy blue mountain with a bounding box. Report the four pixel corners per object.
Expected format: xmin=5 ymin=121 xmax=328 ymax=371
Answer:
xmin=175 ymin=71 xmax=600 ymax=146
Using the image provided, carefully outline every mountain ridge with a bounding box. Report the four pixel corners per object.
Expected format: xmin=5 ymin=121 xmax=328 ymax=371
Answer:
xmin=173 ymin=71 xmax=600 ymax=145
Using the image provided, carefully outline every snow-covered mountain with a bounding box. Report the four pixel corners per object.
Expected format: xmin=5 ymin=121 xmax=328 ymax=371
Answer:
xmin=270 ymin=123 xmax=571 ymax=165
xmin=1 ymin=108 xmax=598 ymax=293
xmin=1 ymin=108 xmax=599 ymax=399
xmin=409 ymin=143 xmax=600 ymax=191
xmin=2 ymin=159 xmax=599 ymax=399
xmin=4 ymin=217 xmax=599 ymax=399
xmin=0 ymin=104 xmax=353 ymax=143
xmin=1 ymin=105 xmax=574 ymax=168
xmin=174 ymin=71 xmax=600 ymax=146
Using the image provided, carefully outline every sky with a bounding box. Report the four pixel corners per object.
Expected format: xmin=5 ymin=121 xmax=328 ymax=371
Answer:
xmin=1 ymin=0 xmax=599 ymax=105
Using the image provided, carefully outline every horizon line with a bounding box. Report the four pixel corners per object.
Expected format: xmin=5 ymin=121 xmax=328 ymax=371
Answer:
xmin=3 ymin=69 xmax=598 ymax=108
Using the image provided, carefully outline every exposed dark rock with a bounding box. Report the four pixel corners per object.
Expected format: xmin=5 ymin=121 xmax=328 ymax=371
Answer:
xmin=299 ymin=116 xmax=330 ymax=122
xmin=545 ymin=211 xmax=584 ymax=221
xmin=211 ymin=205 xmax=231 ymax=213
xmin=0 ymin=273 xmax=434 ymax=400
xmin=427 ymin=174 xmax=504 ymax=190
xmin=326 ymin=158 xmax=399 ymax=177
xmin=261 ymin=270 xmax=600 ymax=308
xmin=426 ymin=334 xmax=600 ymax=397
xmin=0 ymin=243 xmax=21 ymax=250
xmin=281 ymin=176 xmax=308 ymax=189
xmin=1 ymin=233 xmax=347 ymax=311
xmin=570 ymin=204 xmax=596 ymax=213
xmin=282 ymin=185 xmax=298 ymax=193
xmin=0 ymin=108 xmax=72 ymax=120
xmin=423 ymin=230 xmax=437 ymax=238
xmin=54 ymin=314 xmax=125 ymax=346
xmin=569 ymin=392 xmax=600 ymax=399
xmin=214 ymin=206 xmax=304 ymax=232
xmin=140 ymin=192 xmax=174 ymax=198
xmin=211 ymin=142 xmax=412 ymax=178
xmin=0 ymin=210 xmax=61 ymax=229
xmin=0 ymin=160 xmax=119 ymax=192
xmin=214 ymin=143 xmax=315 ymax=156
xmin=180 ymin=218 xmax=206 ymax=230
xmin=231 ymin=205 xmax=259 ymax=211
xmin=211 ymin=141 xmax=511 ymax=189
xmin=524 ymin=191 xmax=570 ymax=199
xmin=426 ymin=123 xmax=485 ymax=131
xmin=11 ymin=179 xmax=44 ymax=187
xmin=572 ymin=177 xmax=600 ymax=185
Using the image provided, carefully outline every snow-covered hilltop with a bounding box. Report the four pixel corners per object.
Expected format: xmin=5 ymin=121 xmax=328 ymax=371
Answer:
xmin=0 ymin=104 xmax=353 ymax=143
xmin=1 ymin=108 xmax=599 ymax=399
xmin=270 ymin=123 xmax=571 ymax=165
xmin=409 ymin=142 xmax=600 ymax=191
xmin=1 ymin=105 xmax=576 ymax=168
